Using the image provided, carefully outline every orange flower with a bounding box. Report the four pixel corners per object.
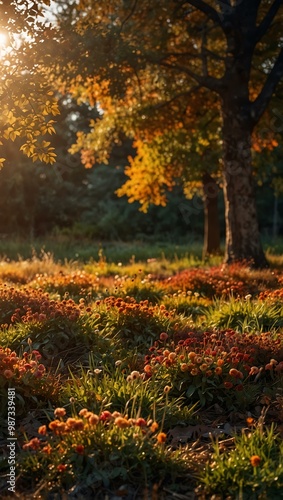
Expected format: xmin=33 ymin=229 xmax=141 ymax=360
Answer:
xmin=168 ymin=352 xmax=177 ymax=362
xmin=157 ymin=432 xmax=167 ymax=444
xmin=66 ymin=418 xmax=84 ymax=431
xmin=38 ymin=425 xmax=47 ymax=435
xmin=3 ymin=370 xmax=14 ymax=379
xmin=115 ymin=417 xmax=130 ymax=428
xmin=180 ymin=363 xmax=189 ymax=372
xmin=54 ymin=407 xmax=66 ymax=418
xmin=42 ymin=444 xmax=52 ymax=454
xmin=215 ymin=366 xmax=222 ymax=375
xmin=250 ymin=455 xmax=261 ymax=467
xmin=49 ymin=420 xmax=61 ymax=432
xmin=246 ymin=417 xmax=254 ymax=427
xmin=88 ymin=414 xmax=100 ymax=426
xmin=78 ymin=408 xmax=89 ymax=417
xmin=150 ymin=421 xmax=159 ymax=432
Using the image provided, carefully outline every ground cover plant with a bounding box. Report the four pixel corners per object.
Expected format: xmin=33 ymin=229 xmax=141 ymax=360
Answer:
xmin=0 ymin=243 xmax=283 ymax=498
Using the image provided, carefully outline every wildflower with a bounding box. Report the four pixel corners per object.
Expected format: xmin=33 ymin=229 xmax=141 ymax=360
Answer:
xmin=180 ymin=363 xmax=189 ymax=372
xmin=157 ymin=432 xmax=167 ymax=444
xmin=115 ymin=360 xmax=122 ymax=366
xmin=74 ymin=444 xmax=85 ymax=455
xmin=115 ymin=417 xmax=130 ymax=428
xmin=159 ymin=332 xmax=169 ymax=341
xmin=88 ymin=414 xmax=100 ymax=426
xmin=249 ymin=366 xmax=259 ymax=376
xmin=229 ymin=368 xmax=243 ymax=379
xmin=79 ymin=408 xmax=89 ymax=417
xmin=168 ymin=352 xmax=177 ymax=362
xmin=200 ymin=363 xmax=208 ymax=372
xmin=100 ymin=411 xmax=113 ymax=422
xmin=270 ymin=359 xmax=278 ymax=366
xmin=42 ymin=444 xmax=52 ymax=454
xmin=66 ymin=418 xmax=84 ymax=431
xmin=245 ymin=294 xmax=252 ymax=301
xmin=224 ymin=381 xmax=233 ymax=389
xmin=38 ymin=425 xmax=47 ymax=435
xmin=215 ymin=366 xmax=222 ymax=376
xmin=49 ymin=420 xmax=62 ymax=432
xmin=130 ymin=370 xmax=140 ymax=381
xmin=144 ymin=364 xmax=152 ymax=375
xmin=57 ymin=464 xmax=67 ymax=472
xmin=235 ymin=384 xmax=244 ymax=391
xmin=250 ymin=455 xmax=261 ymax=467
xmin=3 ymin=370 xmax=14 ymax=379
xmin=24 ymin=437 xmax=41 ymax=451
xmin=54 ymin=407 xmax=66 ymax=418
xmin=135 ymin=418 xmax=147 ymax=427
xmin=150 ymin=422 xmax=159 ymax=432
xmin=246 ymin=417 xmax=254 ymax=427
xmin=93 ymin=368 xmax=102 ymax=375
xmin=217 ymin=359 xmax=224 ymax=366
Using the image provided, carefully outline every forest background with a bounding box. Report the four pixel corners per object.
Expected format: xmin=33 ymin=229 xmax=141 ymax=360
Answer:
xmin=0 ymin=0 xmax=282 ymax=256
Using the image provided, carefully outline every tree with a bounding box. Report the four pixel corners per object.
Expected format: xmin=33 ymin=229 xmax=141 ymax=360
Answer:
xmin=50 ymin=0 xmax=283 ymax=267
xmin=0 ymin=0 xmax=59 ymax=167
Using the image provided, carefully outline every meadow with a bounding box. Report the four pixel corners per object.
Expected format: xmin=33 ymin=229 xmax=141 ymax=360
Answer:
xmin=0 ymin=239 xmax=283 ymax=499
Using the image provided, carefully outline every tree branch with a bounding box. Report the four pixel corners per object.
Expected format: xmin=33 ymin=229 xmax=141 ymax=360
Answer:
xmin=184 ymin=0 xmax=223 ymax=26
xmin=158 ymin=58 xmax=224 ymax=93
xmin=255 ymin=0 xmax=283 ymax=44
xmin=251 ymin=47 xmax=283 ymax=125
xmin=153 ymin=86 xmax=201 ymax=110
xmin=120 ymin=0 xmax=138 ymax=32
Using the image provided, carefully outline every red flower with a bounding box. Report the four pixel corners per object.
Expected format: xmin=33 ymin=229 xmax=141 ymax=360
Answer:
xmin=57 ymin=464 xmax=67 ymax=472
xmin=74 ymin=444 xmax=85 ymax=455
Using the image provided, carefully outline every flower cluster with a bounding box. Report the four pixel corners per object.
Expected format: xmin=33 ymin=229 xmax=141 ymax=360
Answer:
xmin=143 ymin=329 xmax=283 ymax=406
xmin=161 ymin=263 xmax=280 ymax=298
xmin=0 ymin=346 xmax=46 ymax=381
xmin=93 ymin=296 xmax=175 ymax=347
xmin=98 ymin=295 xmax=173 ymax=319
xmin=0 ymin=285 xmax=50 ymax=325
xmin=23 ymin=407 xmax=162 ymax=453
xmin=30 ymin=271 xmax=99 ymax=298
xmin=258 ymin=288 xmax=283 ymax=302
xmin=11 ymin=296 xmax=84 ymax=324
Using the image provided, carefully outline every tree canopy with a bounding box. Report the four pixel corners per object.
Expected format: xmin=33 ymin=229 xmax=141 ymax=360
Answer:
xmin=0 ymin=0 xmax=59 ymax=168
xmin=0 ymin=0 xmax=283 ymax=266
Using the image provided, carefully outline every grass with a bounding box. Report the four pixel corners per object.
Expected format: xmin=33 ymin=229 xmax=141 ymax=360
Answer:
xmin=0 ymin=238 xmax=283 ymax=498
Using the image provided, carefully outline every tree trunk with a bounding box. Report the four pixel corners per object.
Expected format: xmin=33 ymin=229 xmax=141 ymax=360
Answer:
xmin=202 ymin=172 xmax=221 ymax=259
xmin=221 ymin=102 xmax=268 ymax=268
